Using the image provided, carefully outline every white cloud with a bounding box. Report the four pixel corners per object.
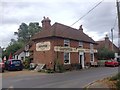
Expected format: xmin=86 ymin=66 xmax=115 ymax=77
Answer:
xmin=0 ymin=0 xmax=119 ymax=48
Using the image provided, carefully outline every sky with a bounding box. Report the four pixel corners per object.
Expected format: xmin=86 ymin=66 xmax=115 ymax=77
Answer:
xmin=0 ymin=0 xmax=119 ymax=48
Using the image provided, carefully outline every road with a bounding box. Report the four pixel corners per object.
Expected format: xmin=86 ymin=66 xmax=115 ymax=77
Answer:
xmin=2 ymin=67 xmax=119 ymax=88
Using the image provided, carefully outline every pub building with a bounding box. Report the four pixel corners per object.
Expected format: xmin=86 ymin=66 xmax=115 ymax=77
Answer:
xmin=31 ymin=17 xmax=98 ymax=70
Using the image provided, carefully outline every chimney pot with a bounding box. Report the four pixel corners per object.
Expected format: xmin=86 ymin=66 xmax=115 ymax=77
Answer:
xmin=41 ymin=16 xmax=51 ymax=30
xmin=79 ymin=25 xmax=83 ymax=32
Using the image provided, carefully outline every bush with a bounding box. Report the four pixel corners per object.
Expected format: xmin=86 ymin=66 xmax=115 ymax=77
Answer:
xmin=116 ymin=80 xmax=120 ymax=90
xmin=46 ymin=69 xmax=54 ymax=73
xmin=23 ymin=58 xmax=30 ymax=69
xmin=54 ymin=59 xmax=66 ymax=73
xmin=110 ymin=73 xmax=120 ymax=89
xmin=97 ymin=47 xmax=115 ymax=60
xmin=116 ymin=73 xmax=120 ymax=89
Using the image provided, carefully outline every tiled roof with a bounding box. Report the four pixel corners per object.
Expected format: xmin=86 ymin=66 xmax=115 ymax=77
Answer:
xmin=32 ymin=22 xmax=96 ymax=44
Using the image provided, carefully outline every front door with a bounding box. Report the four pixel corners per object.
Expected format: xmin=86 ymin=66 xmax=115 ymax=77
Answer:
xmin=79 ymin=52 xmax=84 ymax=69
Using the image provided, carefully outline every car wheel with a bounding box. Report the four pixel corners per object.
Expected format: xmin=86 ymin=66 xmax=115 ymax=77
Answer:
xmin=105 ymin=64 xmax=107 ymax=67
xmin=20 ymin=68 xmax=23 ymax=71
xmin=7 ymin=67 xmax=11 ymax=71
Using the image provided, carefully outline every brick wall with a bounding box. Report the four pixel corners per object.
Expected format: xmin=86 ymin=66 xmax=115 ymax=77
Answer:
xmin=32 ymin=37 xmax=97 ymax=69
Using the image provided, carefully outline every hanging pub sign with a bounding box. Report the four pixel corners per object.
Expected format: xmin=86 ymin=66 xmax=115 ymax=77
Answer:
xmin=36 ymin=41 xmax=50 ymax=51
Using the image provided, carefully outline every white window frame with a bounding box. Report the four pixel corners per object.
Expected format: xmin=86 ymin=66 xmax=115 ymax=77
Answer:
xmin=90 ymin=43 xmax=94 ymax=50
xmin=64 ymin=52 xmax=70 ymax=64
xmin=64 ymin=39 xmax=70 ymax=47
xmin=79 ymin=41 xmax=83 ymax=48
xmin=90 ymin=53 xmax=94 ymax=62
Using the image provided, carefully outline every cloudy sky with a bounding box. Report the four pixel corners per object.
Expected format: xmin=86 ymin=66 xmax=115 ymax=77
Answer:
xmin=0 ymin=0 xmax=119 ymax=48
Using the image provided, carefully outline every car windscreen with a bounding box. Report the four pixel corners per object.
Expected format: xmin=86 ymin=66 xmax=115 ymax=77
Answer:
xmin=12 ymin=60 xmax=21 ymax=65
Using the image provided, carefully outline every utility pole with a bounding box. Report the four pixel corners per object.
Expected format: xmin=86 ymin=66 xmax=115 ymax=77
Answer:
xmin=111 ymin=28 xmax=114 ymax=51
xmin=116 ymin=0 xmax=120 ymax=51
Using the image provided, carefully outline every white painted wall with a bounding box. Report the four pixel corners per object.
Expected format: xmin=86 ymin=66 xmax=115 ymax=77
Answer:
xmin=14 ymin=52 xmax=25 ymax=61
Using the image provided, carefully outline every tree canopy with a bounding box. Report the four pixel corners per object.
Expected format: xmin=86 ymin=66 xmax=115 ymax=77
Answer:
xmin=2 ymin=40 xmax=24 ymax=59
xmin=3 ymin=22 xmax=42 ymax=59
xmin=97 ymin=47 xmax=115 ymax=60
xmin=14 ymin=22 xmax=42 ymax=43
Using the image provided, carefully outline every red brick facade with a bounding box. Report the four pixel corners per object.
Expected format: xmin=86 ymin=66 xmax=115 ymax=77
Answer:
xmin=31 ymin=38 xmax=97 ymax=69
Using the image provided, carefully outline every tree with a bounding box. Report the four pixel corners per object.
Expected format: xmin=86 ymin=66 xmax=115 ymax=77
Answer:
xmin=97 ymin=47 xmax=115 ymax=60
xmin=28 ymin=22 xmax=41 ymax=36
xmin=2 ymin=41 xmax=24 ymax=60
xmin=3 ymin=22 xmax=42 ymax=60
xmin=14 ymin=22 xmax=42 ymax=43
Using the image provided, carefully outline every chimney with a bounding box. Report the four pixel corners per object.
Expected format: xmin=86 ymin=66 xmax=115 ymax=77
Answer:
xmin=41 ymin=16 xmax=51 ymax=30
xmin=105 ymin=34 xmax=109 ymax=49
xmin=79 ymin=25 xmax=83 ymax=32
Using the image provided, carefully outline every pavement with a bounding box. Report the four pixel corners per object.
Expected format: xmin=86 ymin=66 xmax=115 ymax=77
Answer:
xmin=85 ymin=80 xmax=109 ymax=89
xmin=85 ymin=77 xmax=116 ymax=90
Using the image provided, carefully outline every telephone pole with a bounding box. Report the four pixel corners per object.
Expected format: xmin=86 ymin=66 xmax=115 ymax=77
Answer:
xmin=111 ymin=28 xmax=114 ymax=51
xmin=116 ymin=0 xmax=120 ymax=51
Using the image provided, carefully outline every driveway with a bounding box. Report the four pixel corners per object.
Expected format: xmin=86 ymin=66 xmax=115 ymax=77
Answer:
xmin=2 ymin=67 xmax=119 ymax=88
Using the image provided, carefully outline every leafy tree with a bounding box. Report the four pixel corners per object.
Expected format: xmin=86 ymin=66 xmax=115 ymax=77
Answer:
xmin=2 ymin=41 xmax=24 ymax=60
xmin=97 ymin=47 xmax=115 ymax=60
xmin=28 ymin=22 xmax=41 ymax=36
xmin=14 ymin=22 xmax=42 ymax=43
xmin=3 ymin=22 xmax=42 ymax=60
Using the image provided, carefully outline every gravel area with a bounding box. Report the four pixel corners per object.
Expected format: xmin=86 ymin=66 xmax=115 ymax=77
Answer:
xmin=2 ymin=69 xmax=46 ymax=78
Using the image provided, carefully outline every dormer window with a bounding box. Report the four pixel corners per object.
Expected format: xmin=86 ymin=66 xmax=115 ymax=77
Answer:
xmin=64 ymin=39 xmax=70 ymax=47
xmin=79 ymin=42 xmax=83 ymax=48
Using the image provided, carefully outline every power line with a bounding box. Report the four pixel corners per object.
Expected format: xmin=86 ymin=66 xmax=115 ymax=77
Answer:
xmin=112 ymin=15 xmax=117 ymax=29
xmin=70 ymin=0 xmax=104 ymax=26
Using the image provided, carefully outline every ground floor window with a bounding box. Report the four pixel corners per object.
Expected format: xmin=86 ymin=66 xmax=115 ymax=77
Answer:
xmin=64 ymin=52 xmax=70 ymax=64
xmin=90 ymin=53 xmax=94 ymax=62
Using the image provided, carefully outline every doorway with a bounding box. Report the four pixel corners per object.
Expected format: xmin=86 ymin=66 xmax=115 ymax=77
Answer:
xmin=79 ymin=52 xmax=84 ymax=69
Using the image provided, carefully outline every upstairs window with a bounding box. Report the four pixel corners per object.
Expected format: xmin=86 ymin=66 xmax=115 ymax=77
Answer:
xmin=90 ymin=43 xmax=94 ymax=49
xmin=64 ymin=39 xmax=70 ymax=47
xmin=79 ymin=42 xmax=83 ymax=48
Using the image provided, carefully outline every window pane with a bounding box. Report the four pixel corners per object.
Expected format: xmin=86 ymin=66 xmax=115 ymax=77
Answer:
xmin=90 ymin=53 xmax=94 ymax=61
xmin=64 ymin=39 xmax=70 ymax=47
xmin=90 ymin=43 xmax=93 ymax=49
xmin=79 ymin=42 xmax=83 ymax=48
xmin=64 ymin=52 xmax=70 ymax=64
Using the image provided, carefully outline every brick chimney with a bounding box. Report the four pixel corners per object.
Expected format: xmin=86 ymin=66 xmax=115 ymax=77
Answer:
xmin=105 ymin=34 xmax=109 ymax=49
xmin=79 ymin=25 xmax=83 ymax=32
xmin=41 ymin=16 xmax=51 ymax=30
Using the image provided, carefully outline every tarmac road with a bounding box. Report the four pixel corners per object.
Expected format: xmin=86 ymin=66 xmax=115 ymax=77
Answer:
xmin=2 ymin=67 xmax=119 ymax=88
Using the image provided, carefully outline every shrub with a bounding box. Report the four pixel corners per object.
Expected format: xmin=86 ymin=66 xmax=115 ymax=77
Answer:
xmin=116 ymin=73 xmax=120 ymax=89
xmin=54 ymin=59 xmax=65 ymax=73
xmin=23 ymin=58 xmax=30 ymax=69
xmin=110 ymin=73 xmax=120 ymax=89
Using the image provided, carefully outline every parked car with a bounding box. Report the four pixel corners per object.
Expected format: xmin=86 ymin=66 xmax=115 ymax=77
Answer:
xmin=5 ymin=59 xmax=23 ymax=71
xmin=105 ymin=60 xmax=119 ymax=67
xmin=0 ymin=58 xmax=5 ymax=72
